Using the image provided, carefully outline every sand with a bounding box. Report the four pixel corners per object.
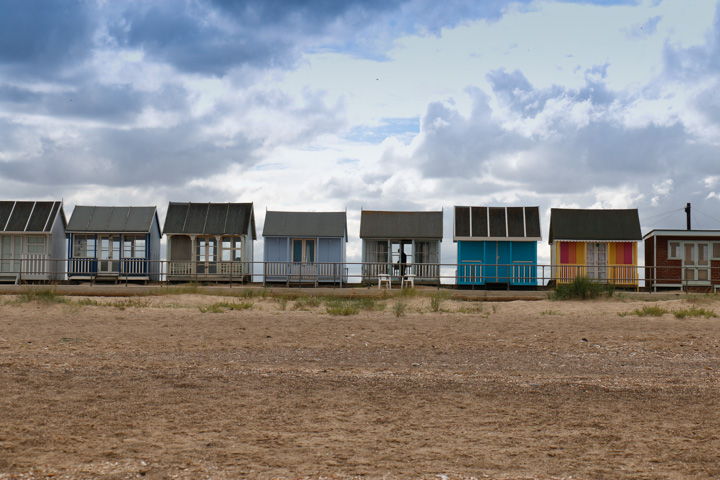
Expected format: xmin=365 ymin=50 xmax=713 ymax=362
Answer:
xmin=1 ymin=290 xmax=719 ymax=479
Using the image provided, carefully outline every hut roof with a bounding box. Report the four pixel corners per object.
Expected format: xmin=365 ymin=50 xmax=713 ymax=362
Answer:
xmin=0 ymin=201 xmax=65 ymax=233
xmin=454 ymin=206 xmax=541 ymax=241
xmin=360 ymin=210 xmax=443 ymax=240
xmin=549 ymin=208 xmax=641 ymax=244
xmin=67 ymin=206 xmax=158 ymax=234
xmin=163 ymin=202 xmax=255 ymax=238
xmin=263 ymin=211 xmax=347 ymax=240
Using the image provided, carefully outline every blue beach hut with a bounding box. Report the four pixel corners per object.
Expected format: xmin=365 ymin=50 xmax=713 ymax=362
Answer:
xmin=262 ymin=211 xmax=347 ymax=286
xmin=454 ymin=206 xmax=541 ymax=287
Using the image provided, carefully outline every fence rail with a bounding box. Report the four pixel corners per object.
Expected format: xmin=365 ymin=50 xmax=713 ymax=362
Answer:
xmin=1 ymin=259 xmax=719 ymax=291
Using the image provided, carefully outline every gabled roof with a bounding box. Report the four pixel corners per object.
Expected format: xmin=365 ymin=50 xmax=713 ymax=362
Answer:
xmin=360 ymin=210 xmax=443 ymax=240
xmin=549 ymin=208 xmax=641 ymax=244
xmin=67 ymin=206 xmax=158 ymax=234
xmin=454 ymin=206 xmax=541 ymax=241
xmin=0 ymin=201 xmax=66 ymax=233
xmin=163 ymin=202 xmax=256 ymax=238
xmin=263 ymin=211 xmax=347 ymax=240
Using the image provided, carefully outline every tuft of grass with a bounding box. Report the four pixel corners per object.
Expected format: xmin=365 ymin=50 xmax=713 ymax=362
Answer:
xmin=395 ymin=288 xmax=419 ymax=298
xmin=111 ymin=298 xmax=149 ymax=310
xmin=456 ymin=303 xmax=486 ymax=315
xmin=618 ymin=304 xmax=669 ymax=317
xmin=275 ymin=295 xmax=289 ymax=311
xmin=540 ymin=309 xmax=563 ymax=316
xmin=16 ymin=288 xmax=68 ymax=304
xmin=393 ymin=300 xmax=407 ymax=317
xmin=429 ymin=291 xmax=451 ymax=312
xmin=75 ymin=298 xmax=100 ymax=306
xmin=325 ymin=298 xmax=360 ymax=316
xmin=672 ymin=306 xmax=718 ymax=319
xmin=549 ymin=277 xmax=615 ymax=300
xmin=199 ymin=301 xmax=254 ymax=313
xmin=684 ymin=294 xmax=715 ymax=305
xmin=293 ymin=296 xmax=322 ymax=310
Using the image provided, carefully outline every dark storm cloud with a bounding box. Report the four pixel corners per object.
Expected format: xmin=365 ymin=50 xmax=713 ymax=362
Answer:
xmin=0 ymin=0 xmax=94 ymax=79
xmin=0 ymin=123 xmax=261 ymax=187
xmin=0 ymin=84 xmax=189 ymax=123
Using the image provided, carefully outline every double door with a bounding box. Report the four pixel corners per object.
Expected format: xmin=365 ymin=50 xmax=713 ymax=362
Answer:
xmin=586 ymin=243 xmax=608 ymax=280
xmin=98 ymin=235 xmax=120 ymax=273
xmin=485 ymin=241 xmax=510 ymax=283
xmin=683 ymin=242 xmax=710 ymax=283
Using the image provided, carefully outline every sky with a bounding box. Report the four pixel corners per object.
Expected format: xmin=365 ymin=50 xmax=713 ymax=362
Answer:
xmin=1 ymin=0 xmax=720 ymax=268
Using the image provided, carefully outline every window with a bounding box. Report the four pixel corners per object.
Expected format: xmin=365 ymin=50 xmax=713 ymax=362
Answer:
xmin=26 ymin=236 xmax=46 ymax=255
xmin=221 ymin=237 xmax=242 ymax=261
xmin=292 ymin=239 xmax=315 ymax=263
xmin=196 ymin=237 xmax=218 ymax=263
xmin=123 ymin=236 xmax=146 ymax=258
xmin=73 ymin=235 xmax=96 ymax=258
xmin=414 ymin=241 xmax=438 ymax=264
xmin=713 ymin=242 xmax=720 ymax=260
xmin=365 ymin=240 xmax=388 ymax=263
xmin=668 ymin=241 xmax=681 ymax=260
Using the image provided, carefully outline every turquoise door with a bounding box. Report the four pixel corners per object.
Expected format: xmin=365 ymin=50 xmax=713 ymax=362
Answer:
xmin=486 ymin=241 xmax=511 ymax=283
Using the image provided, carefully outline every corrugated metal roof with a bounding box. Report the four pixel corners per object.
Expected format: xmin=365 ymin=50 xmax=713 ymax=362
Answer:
xmin=360 ymin=211 xmax=443 ymax=239
xmin=263 ymin=211 xmax=347 ymax=239
xmin=67 ymin=206 xmax=157 ymax=233
xmin=162 ymin=202 xmax=255 ymax=237
xmin=0 ymin=201 xmax=65 ymax=233
xmin=549 ymin=208 xmax=641 ymax=243
xmin=454 ymin=206 xmax=541 ymax=240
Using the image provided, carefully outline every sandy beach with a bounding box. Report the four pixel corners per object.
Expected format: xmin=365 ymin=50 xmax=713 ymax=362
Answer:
xmin=1 ymin=289 xmax=719 ymax=479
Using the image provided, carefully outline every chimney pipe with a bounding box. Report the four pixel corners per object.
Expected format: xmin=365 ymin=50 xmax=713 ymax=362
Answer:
xmin=685 ymin=202 xmax=691 ymax=230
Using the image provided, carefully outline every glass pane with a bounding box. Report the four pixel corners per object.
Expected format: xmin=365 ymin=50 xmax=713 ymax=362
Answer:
xmin=222 ymin=238 xmax=232 ymax=249
xmin=100 ymin=238 xmax=110 ymax=260
xmin=222 ymin=249 xmax=231 ymax=261
xmin=234 ymin=239 xmax=242 ymax=250
xmin=684 ymin=244 xmax=695 ymax=265
xmin=714 ymin=243 xmax=720 ymax=259
xmin=698 ymin=269 xmax=709 ymax=281
xmin=669 ymin=242 xmax=680 ymax=259
xmin=293 ymin=240 xmax=302 ymax=262
xmin=684 ymin=268 xmax=695 ymax=281
xmin=698 ymin=244 xmax=709 ymax=266
xmin=14 ymin=236 xmax=22 ymax=251
xmin=306 ymin=241 xmax=315 ymax=263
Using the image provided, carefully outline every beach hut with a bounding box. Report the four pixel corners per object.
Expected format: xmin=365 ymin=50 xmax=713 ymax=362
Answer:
xmin=644 ymin=205 xmax=720 ymax=290
xmin=163 ymin=202 xmax=255 ymax=283
xmin=262 ymin=211 xmax=347 ymax=286
xmin=360 ymin=210 xmax=443 ymax=285
xmin=454 ymin=206 xmax=541 ymax=287
xmin=549 ymin=208 xmax=641 ymax=286
xmin=0 ymin=201 xmax=67 ymax=284
xmin=67 ymin=206 xmax=162 ymax=282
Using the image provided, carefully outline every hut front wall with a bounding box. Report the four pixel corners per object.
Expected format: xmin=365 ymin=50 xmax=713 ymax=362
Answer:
xmin=645 ymin=235 xmax=720 ymax=288
xmin=457 ymin=240 xmax=537 ymax=286
xmin=264 ymin=236 xmax=345 ymax=283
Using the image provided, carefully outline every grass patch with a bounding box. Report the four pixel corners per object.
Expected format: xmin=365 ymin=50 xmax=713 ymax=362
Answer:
xmin=111 ymin=298 xmax=150 ymax=310
xmin=292 ymin=296 xmax=322 ymax=310
xmin=549 ymin=277 xmax=615 ymax=300
xmin=75 ymin=298 xmax=100 ymax=306
xmin=618 ymin=305 xmax=669 ymax=317
xmin=393 ymin=300 xmax=407 ymax=317
xmin=394 ymin=288 xmax=419 ymax=298
xmin=540 ymin=309 xmax=563 ymax=316
xmin=672 ymin=306 xmax=718 ymax=319
xmin=325 ymin=302 xmax=360 ymax=316
xmin=429 ymin=291 xmax=451 ymax=312
xmin=456 ymin=303 xmax=486 ymax=315
xmin=16 ymin=288 xmax=68 ymax=304
xmin=199 ymin=301 xmax=254 ymax=313
xmin=684 ymin=294 xmax=716 ymax=304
